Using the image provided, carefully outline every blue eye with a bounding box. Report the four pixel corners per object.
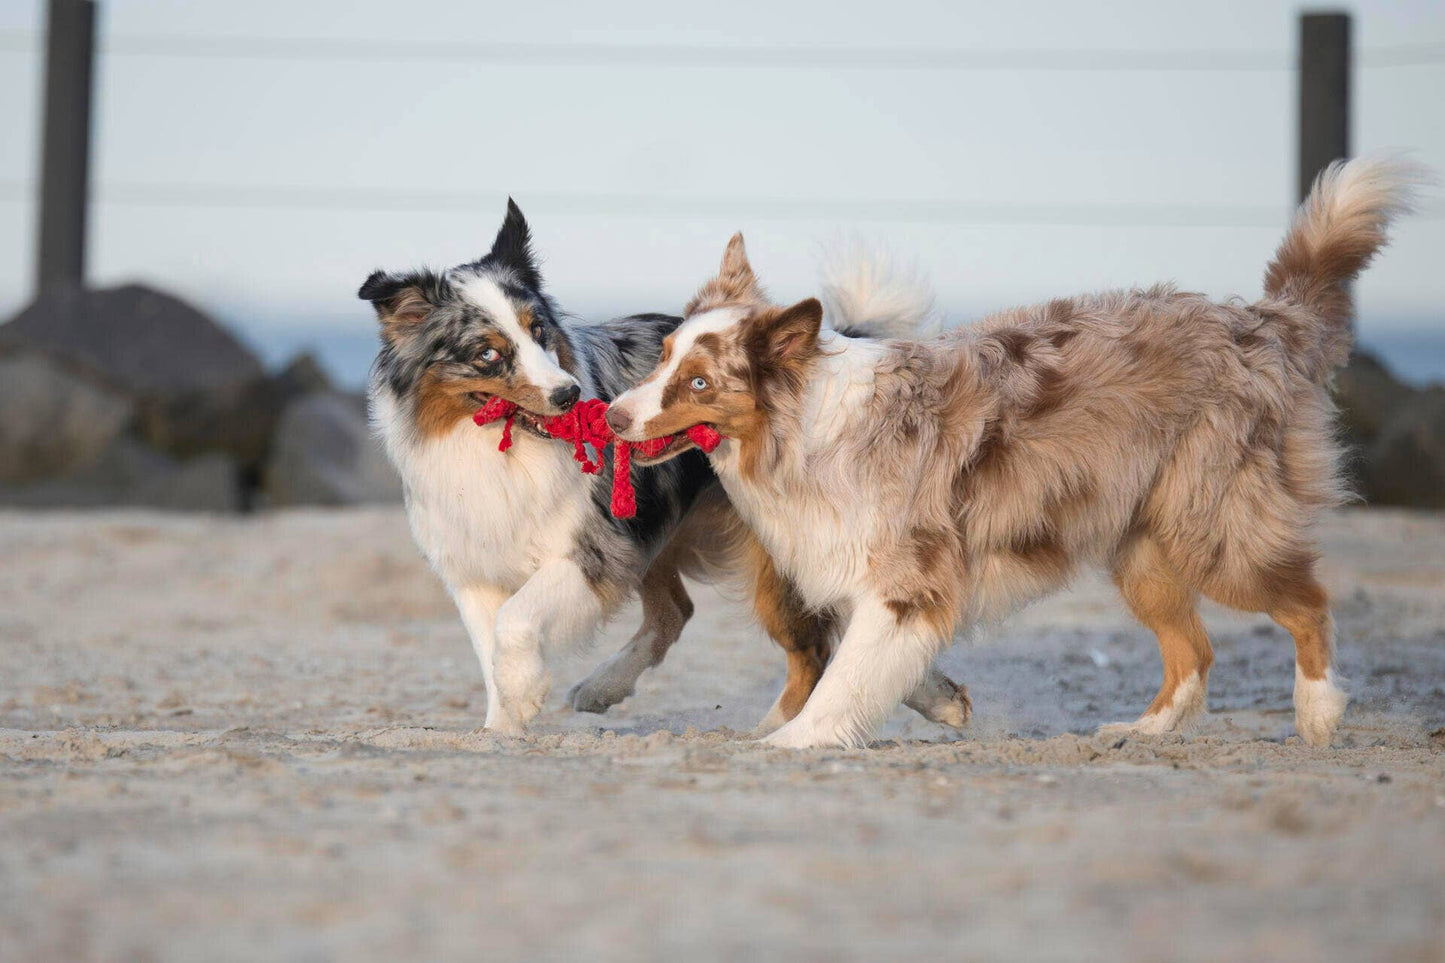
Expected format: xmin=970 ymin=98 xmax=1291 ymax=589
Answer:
xmin=479 ymin=347 xmax=502 ymax=364
xmin=690 ymin=377 xmax=707 ymax=391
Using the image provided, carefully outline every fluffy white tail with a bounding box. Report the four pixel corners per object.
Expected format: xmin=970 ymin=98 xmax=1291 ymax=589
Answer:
xmin=818 ymin=238 xmax=941 ymax=340
xmin=1263 ymin=154 xmax=1429 ymax=380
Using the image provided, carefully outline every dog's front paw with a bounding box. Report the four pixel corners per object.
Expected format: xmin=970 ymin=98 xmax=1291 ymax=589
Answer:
xmin=481 ymin=705 xmax=526 ymax=736
xmin=761 ymin=716 xmax=854 ymax=750
xmin=494 ymin=649 xmax=549 ymax=729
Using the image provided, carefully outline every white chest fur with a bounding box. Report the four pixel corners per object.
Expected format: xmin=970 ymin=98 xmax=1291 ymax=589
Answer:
xmin=373 ymin=392 xmax=588 ymax=591
xmin=710 ymin=335 xmax=888 ymax=609
xmin=721 ymin=459 xmax=878 ymax=609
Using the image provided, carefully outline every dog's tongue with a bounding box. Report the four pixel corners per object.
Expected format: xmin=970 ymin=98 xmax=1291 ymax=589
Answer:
xmin=472 ymin=398 xmax=723 ymax=519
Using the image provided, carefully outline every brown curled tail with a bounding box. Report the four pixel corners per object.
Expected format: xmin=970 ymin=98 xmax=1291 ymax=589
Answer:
xmin=1263 ymin=154 xmax=1428 ymax=381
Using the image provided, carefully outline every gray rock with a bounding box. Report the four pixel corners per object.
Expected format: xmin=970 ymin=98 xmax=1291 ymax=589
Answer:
xmin=0 ymin=438 xmax=243 ymax=512
xmin=261 ymin=391 xmax=401 ymax=506
xmin=0 ymin=346 xmax=134 ymax=483
xmin=0 ymin=284 xmax=263 ymax=396
xmin=1334 ymin=351 xmax=1415 ymax=448
xmin=1360 ymin=388 xmax=1445 ymax=509
xmin=273 ymin=352 xmax=332 ymax=398
xmin=132 ymin=353 xmax=334 ymax=473
xmin=133 ymin=452 xmax=246 ymax=512
xmin=131 ymin=376 xmax=283 ymax=471
xmin=0 ymin=284 xmax=288 ymax=473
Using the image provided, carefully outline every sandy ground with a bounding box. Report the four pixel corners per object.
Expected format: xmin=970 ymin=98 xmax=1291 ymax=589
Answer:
xmin=0 ymin=507 xmax=1442 ymax=962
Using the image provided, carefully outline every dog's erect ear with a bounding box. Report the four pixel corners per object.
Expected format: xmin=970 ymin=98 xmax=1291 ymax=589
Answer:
xmin=358 ymin=269 xmax=441 ymax=333
xmin=686 ymin=232 xmax=763 ymax=316
xmin=487 ymin=197 xmax=542 ymax=290
xmin=718 ymin=232 xmax=758 ymax=296
xmin=758 ymin=297 xmax=823 ymax=364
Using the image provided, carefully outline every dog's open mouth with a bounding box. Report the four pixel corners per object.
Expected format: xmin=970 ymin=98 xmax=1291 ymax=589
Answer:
xmin=628 ymin=423 xmax=724 ymax=465
xmin=469 ymin=393 xmax=551 ymax=437
xmin=629 ymin=432 xmax=699 ymax=466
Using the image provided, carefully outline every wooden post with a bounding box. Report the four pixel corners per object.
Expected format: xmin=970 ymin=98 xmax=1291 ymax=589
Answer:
xmin=35 ymin=0 xmax=96 ymax=294
xmin=1298 ymin=12 xmax=1351 ymax=203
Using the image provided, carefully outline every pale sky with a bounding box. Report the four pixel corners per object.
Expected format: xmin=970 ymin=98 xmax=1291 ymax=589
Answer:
xmin=1 ymin=0 xmax=1442 ymax=383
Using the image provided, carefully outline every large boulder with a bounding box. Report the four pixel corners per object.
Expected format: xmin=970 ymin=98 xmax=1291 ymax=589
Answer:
xmin=1359 ymin=388 xmax=1445 ymax=509
xmin=1330 ymin=350 xmax=1445 ymax=508
xmin=0 ymin=437 xmax=244 ymax=512
xmin=1 ymin=284 xmax=263 ymax=395
xmin=1334 ymin=351 xmax=1416 ymax=448
xmin=0 ymin=345 xmax=133 ymax=483
xmin=133 ymin=351 xmax=333 ymax=473
xmin=0 ymin=284 xmax=288 ymax=473
xmin=261 ymin=391 xmax=401 ymax=506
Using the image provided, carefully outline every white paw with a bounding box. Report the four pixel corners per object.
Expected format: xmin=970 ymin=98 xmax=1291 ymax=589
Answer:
xmin=1099 ymin=673 xmax=1207 ymax=738
xmin=1294 ymin=668 xmax=1347 ymax=747
xmin=761 ymin=716 xmax=859 ymax=750
xmin=494 ymin=648 xmax=549 ymax=730
xmin=1097 ymin=717 xmax=1169 ymax=738
xmin=481 ymin=707 xmax=525 ymax=736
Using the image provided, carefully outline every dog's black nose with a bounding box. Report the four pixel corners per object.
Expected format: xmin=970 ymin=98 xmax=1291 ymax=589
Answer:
xmin=606 ymin=406 xmax=633 ymax=436
xmin=550 ymin=383 xmax=580 ymax=412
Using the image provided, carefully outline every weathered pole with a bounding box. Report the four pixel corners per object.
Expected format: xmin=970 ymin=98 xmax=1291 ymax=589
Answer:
xmin=1298 ymin=12 xmax=1351 ymax=203
xmin=35 ymin=0 xmax=96 ymax=294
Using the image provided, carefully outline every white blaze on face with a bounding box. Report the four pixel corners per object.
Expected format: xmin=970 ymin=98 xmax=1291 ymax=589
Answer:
xmin=617 ymin=307 xmax=743 ymax=434
xmin=456 ymin=275 xmax=575 ymax=399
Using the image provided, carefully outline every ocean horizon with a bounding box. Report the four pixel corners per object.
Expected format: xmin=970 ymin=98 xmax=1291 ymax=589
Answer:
xmin=245 ymin=316 xmax=1445 ymax=393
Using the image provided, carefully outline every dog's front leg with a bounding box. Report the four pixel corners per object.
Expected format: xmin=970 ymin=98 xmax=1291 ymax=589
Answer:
xmin=764 ymin=596 xmax=946 ymax=750
xmin=452 ymin=583 xmax=510 ymax=730
xmin=492 ymin=558 xmax=608 ymax=732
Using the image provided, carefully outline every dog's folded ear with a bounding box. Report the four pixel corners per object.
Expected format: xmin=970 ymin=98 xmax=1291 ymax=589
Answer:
xmin=486 ymin=198 xmax=543 ymax=290
xmin=758 ymin=297 xmax=824 ymax=364
xmin=358 ymin=269 xmax=445 ymax=333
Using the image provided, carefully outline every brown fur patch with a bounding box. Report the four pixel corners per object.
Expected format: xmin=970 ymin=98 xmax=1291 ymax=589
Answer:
xmin=416 ymin=369 xmax=483 ymax=438
xmin=748 ymin=537 xmax=833 ymax=722
xmin=415 ymin=367 xmax=551 ymax=439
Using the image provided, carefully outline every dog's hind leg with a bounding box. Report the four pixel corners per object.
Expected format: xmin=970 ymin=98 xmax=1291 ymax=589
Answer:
xmin=903 ymin=666 xmax=973 ymax=730
xmin=1099 ymin=536 xmax=1214 ymax=737
xmin=1204 ymin=552 xmax=1346 ymax=747
xmin=491 ymin=559 xmax=610 ymax=733
xmin=567 ymin=549 xmax=694 ymax=714
xmin=1270 ymin=576 xmax=1347 ymax=747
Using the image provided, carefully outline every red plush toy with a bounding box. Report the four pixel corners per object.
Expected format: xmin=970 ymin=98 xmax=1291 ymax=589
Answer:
xmin=472 ymin=397 xmax=722 ymax=519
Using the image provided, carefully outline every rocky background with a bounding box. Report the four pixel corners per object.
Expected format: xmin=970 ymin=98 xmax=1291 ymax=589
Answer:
xmin=0 ymin=284 xmax=400 ymax=511
xmin=0 ymin=283 xmax=1440 ymax=511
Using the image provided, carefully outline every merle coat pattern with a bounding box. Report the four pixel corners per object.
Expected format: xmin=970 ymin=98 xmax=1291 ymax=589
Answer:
xmin=361 ymin=201 xmax=968 ymax=732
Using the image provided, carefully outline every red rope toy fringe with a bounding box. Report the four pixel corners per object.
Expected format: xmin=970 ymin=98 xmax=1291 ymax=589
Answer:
xmin=472 ymin=397 xmax=723 ymax=519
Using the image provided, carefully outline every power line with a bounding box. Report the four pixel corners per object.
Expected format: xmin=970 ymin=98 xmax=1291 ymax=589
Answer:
xmin=7 ymin=181 xmax=1439 ymax=225
xmin=0 ymin=30 xmax=1443 ymax=69
xmin=1359 ymin=41 xmax=1445 ymax=67
xmin=0 ymin=179 xmax=1337 ymax=227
